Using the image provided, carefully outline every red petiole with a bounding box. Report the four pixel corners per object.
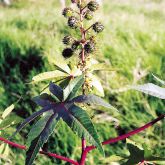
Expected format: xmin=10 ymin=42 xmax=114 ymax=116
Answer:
xmin=0 ymin=115 xmax=163 ymax=165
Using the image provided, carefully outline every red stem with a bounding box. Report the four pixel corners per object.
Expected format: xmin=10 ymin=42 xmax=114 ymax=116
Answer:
xmin=0 ymin=137 xmax=78 ymax=165
xmin=0 ymin=115 xmax=164 ymax=165
xmin=0 ymin=137 xmax=26 ymax=150
xmin=40 ymin=151 xmax=79 ymax=165
xmin=79 ymin=114 xmax=165 ymax=165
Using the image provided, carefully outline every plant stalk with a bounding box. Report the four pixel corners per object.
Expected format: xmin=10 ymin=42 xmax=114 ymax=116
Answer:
xmin=80 ymin=114 xmax=165 ymax=163
xmin=0 ymin=137 xmax=79 ymax=165
xmin=0 ymin=115 xmax=164 ymax=165
xmin=79 ymin=2 xmax=87 ymax=164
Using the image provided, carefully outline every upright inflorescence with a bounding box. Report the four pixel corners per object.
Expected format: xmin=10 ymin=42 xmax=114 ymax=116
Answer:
xmin=62 ymin=0 xmax=104 ymax=93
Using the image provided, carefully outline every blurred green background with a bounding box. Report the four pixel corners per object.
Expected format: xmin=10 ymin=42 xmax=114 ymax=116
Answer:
xmin=0 ymin=0 xmax=164 ymax=164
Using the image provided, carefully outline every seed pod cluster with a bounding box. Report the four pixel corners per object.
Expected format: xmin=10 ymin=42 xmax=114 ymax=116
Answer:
xmin=62 ymin=0 xmax=104 ymax=59
xmin=84 ymin=1 xmax=99 ymax=21
xmin=62 ymin=36 xmax=80 ymax=58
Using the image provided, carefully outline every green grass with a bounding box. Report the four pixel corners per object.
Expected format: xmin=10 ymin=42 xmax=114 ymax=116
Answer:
xmin=0 ymin=0 xmax=164 ymax=164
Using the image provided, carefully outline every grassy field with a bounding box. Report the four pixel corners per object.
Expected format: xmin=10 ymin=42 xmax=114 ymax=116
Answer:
xmin=0 ymin=0 xmax=165 ymax=164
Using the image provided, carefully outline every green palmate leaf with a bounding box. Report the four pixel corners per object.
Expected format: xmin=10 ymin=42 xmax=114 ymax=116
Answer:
xmin=63 ymin=75 xmax=84 ymax=101
xmin=11 ymin=106 xmax=53 ymax=138
xmin=49 ymin=82 xmax=63 ymax=101
xmin=91 ymin=75 xmax=104 ymax=97
xmin=32 ymin=70 xmax=68 ymax=83
xmin=31 ymin=81 xmax=104 ymax=154
xmin=131 ymin=83 xmax=165 ymax=99
xmin=72 ymin=94 xmax=118 ymax=111
xmin=56 ymin=104 xmax=104 ymax=155
xmin=26 ymin=113 xmax=58 ymax=165
xmin=2 ymin=104 xmax=15 ymax=119
xmin=152 ymin=74 xmax=165 ymax=85
xmin=26 ymin=111 xmax=55 ymax=146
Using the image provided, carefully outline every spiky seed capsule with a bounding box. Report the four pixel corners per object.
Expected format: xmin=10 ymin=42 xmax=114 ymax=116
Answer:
xmin=68 ymin=16 xmax=79 ymax=29
xmin=71 ymin=41 xmax=80 ymax=50
xmin=93 ymin=22 xmax=104 ymax=33
xmin=84 ymin=41 xmax=95 ymax=53
xmin=62 ymin=48 xmax=74 ymax=58
xmin=63 ymin=35 xmax=74 ymax=45
xmin=87 ymin=1 xmax=99 ymax=12
xmin=62 ymin=8 xmax=73 ymax=18
xmin=84 ymin=10 xmax=93 ymax=20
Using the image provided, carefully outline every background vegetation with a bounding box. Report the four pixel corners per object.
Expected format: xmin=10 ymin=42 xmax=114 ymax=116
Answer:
xmin=0 ymin=0 xmax=164 ymax=164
